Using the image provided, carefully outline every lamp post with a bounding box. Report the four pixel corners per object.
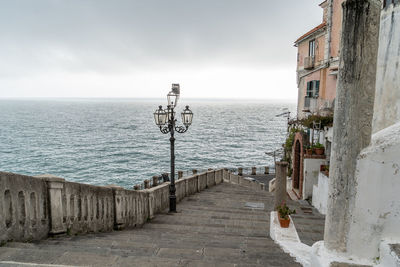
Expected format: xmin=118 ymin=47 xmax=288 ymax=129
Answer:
xmin=153 ymin=84 xmax=193 ymax=212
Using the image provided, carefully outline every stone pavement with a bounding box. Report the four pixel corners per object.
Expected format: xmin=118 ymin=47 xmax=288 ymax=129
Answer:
xmin=0 ymin=182 xmax=324 ymax=267
xmin=247 ymin=173 xmax=325 ymax=246
xmin=245 ymin=174 xmax=275 ymax=191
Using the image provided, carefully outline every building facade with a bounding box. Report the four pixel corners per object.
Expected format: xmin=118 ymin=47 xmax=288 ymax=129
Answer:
xmin=295 ymin=0 xmax=345 ymax=119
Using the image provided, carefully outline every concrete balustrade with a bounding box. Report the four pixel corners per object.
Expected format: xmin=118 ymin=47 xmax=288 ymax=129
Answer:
xmin=0 ymin=168 xmax=266 ymax=244
xmin=251 ymin=167 xmax=257 ymax=175
xmin=152 ymin=176 xmax=158 ymax=187
xmin=0 ymin=172 xmax=49 ymax=244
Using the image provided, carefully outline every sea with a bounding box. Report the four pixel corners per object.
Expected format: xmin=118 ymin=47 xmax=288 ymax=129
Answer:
xmin=0 ymin=99 xmax=295 ymax=188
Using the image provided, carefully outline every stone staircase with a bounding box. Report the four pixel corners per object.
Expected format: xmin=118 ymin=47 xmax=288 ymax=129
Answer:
xmin=0 ymin=183 xmax=323 ymax=266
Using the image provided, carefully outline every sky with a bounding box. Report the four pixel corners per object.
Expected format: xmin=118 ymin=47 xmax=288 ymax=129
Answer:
xmin=0 ymin=0 xmax=323 ymax=100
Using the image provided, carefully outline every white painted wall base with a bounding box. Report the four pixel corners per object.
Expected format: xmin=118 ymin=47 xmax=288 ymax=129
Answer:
xmin=311 ymin=172 xmax=329 ymax=215
xmin=346 ymin=122 xmax=400 ymax=260
xmin=269 ymin=211 xmax=311 ymax=266
xmin=310 ymin=241 xmax=374 ymax=267
xmin=377 ymin=240 xmax=400 ymax=267
xmin=310 ymin=240 xmax=400 ymax=267
xmin=303 ymin=158 xmax=326 ymax=200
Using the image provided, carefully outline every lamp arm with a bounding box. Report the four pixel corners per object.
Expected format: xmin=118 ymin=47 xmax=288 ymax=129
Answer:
xmin=160 ymin=125 xmax=171 ymax=134
xmin=175 ymin=125 xmax=188 ymax=134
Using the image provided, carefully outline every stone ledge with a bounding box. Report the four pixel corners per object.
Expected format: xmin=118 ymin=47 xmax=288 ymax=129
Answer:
xmin=269 ymin=211 xmax=311 ymax=266
xmin=304 ymin=154 xmax=326 ymax=159
xmin=34 ymin=174 xmax=65 ymax=183
xmin=310 ymin=241 xmax=373 ymax=267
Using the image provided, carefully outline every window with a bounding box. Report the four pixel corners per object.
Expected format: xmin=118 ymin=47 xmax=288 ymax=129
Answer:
xmin=309 ymin=39 xmax=316 ymax=57
xmin=306 ymin=80 xmax=320 ymax=98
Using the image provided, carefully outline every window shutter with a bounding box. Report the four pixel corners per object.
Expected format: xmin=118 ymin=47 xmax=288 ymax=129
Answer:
xmin=306 ymin=82 xmax=312 ymax=97
xmin=315 ymin=81 xmax=320 ymax=97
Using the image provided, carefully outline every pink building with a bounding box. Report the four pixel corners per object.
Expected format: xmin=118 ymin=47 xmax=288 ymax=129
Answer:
xmin=290 ymin=0 xmax=345 ymax=200
xmin=294 ymin=0 xmax=345 ymax=119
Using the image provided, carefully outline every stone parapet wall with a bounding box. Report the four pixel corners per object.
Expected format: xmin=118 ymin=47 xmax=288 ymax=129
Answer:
xmin=62 ymin=181 xmax=115 ymax=234
xmin=0 ymin=168 xmax=246 ymax=244
xmin=0 ymin=172 xmax=49 ymax=244
xmin=224 ymin=172 xmax=266 ymax=191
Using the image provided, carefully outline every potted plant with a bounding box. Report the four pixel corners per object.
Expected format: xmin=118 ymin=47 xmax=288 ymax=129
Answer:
xmin=314 ymin=143 xmax=325 ymax=155
xmin=306 ymin=145 xmax=313 ymax=156
xmin=276 ymin=202 xmax=296 ymax=228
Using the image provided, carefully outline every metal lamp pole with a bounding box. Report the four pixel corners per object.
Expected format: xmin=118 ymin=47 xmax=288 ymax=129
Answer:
xmin=153 ymin=84 xmax=193 ymax=212
xmin=168 ymin=105 xmax=177 ymax=212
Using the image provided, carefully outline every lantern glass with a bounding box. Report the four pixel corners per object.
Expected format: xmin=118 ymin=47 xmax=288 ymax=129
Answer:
xmin=154 ymin=106 xmax=167 ymax=126
xmin=165 ymin=108 xmax=176 ymax=121
xmin=167 ymin=91 xmax=179 ymax=107
xmin=181 ymin=105 xmax=193 ymax=127
xmin=167 ymin=83 xmax=180 ymax=107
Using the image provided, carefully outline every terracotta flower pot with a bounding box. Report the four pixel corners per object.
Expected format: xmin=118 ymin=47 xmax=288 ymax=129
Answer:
xmin=278 ymin=216 xmax=290 ymax=228
xmin=306 ymin=149 xmax=313 ymax=156
xmin=315 ymin=148 xmax=325 ymax=155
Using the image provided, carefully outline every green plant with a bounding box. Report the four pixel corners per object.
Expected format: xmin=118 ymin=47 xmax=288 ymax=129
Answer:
xmin=313 ymin=142 xmax=324 ymax=149
xmin=284 ymin=127 xmax=304 ymax=151
xmin=300 ymin=115 xmax=333 ymax=129
xmin=276 ymin=202 xmax=296 ymax=220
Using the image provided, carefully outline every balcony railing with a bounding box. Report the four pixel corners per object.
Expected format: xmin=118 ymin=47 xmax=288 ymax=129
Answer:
xmin=303 ymin=96 xmax=317 ymax=112
xmin=304 ymin=56 xmax=315 ymax=70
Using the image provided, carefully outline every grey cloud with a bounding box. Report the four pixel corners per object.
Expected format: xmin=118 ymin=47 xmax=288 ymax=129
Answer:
xmin=0 ymin=0 xmax=322 ymax=76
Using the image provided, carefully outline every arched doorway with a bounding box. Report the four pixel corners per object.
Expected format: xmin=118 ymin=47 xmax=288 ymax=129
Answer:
xmin=293 ymin=140 xmax=301 ymax=189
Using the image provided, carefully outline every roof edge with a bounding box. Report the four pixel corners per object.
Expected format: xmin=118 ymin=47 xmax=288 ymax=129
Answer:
xmin=294 ymin=22 xmax=327 ymax=44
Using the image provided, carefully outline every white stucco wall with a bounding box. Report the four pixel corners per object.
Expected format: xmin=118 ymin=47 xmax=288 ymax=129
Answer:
xmin=372 ymin=5 xmax=400 ymax=134
xmin=346 ymin=122 xmax=400 ymax=260
xmin=303 ymin=158 xmax=326 ymax=200
xmin=312 ymin=172 xmax=329 ymax=215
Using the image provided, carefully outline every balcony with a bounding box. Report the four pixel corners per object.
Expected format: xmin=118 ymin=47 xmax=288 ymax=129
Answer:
xmin=303 ymin=96 xmax=317 ymax=113
xmin=304 ymin=56 xmax=315 ymax=70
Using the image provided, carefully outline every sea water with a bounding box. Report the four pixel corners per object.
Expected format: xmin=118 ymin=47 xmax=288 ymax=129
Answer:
xmin=0 ymin=99 xmax=294 ymax=188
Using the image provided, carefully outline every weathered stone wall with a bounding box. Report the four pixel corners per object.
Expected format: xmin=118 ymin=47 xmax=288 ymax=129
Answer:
xmin=345 ymin=3 xmax=400 ymax=260
xmin=112 ymin=187 xmax=149 ymax=230
xmin=224 ymin=172 xmax=266 ymax=191
xmin=0 ymin=172 xmax=49 ymax=243
xmin=324 ymin=0 xmax=381 ymax=253
xmin=62 ymin=181 xmax=115 ymax=234
xmin=206 ymin=170 xmax=215 ymax=188
xmin=198 ymin=173 xmax=207 ymax=191
xmin=1 ymin=168 xmax=262 ymax=244
xmin=175 ymin=179 xmax=187 ymax=202
xmin=185 ymin=175 xmax=199 ymax=196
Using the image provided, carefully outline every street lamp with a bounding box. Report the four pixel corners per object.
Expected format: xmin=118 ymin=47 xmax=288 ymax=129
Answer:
xmin=153 ymin=84 xmax=193 ymax=212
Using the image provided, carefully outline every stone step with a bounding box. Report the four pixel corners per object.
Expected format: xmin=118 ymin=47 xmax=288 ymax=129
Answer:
xmin=148 ymin=216 xmax=269 ymax=230
xmin=0 ymin=183 xmax=306 ymax=267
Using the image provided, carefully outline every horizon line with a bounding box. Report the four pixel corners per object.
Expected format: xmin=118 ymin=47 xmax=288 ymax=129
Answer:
xmin=0 ymin=96 xmax=297 ymax=102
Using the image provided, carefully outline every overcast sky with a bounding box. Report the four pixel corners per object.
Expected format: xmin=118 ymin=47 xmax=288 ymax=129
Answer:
xmin=0 ymin=1 xmax=322 ymax=100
